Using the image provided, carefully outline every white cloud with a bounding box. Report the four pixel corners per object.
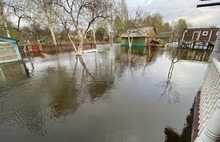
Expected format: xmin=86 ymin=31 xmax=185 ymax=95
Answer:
xmin=126 ymin=0 xmax=220 ymax=27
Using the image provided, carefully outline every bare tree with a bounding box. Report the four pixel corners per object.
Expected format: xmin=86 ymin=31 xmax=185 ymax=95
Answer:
xmin=29 ymin=0 xmax=59 ymax=45
xmin=121 ymin=7 xmax=146 ymax=55
xmin=53 ymin=0 xmax=111 ymax=55
xmin=0 ymin=0 xmax=11 ymax=37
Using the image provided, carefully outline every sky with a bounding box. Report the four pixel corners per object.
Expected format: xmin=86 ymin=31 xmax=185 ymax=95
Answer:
xmin=126 ymin=0 xmax=220 ymax=27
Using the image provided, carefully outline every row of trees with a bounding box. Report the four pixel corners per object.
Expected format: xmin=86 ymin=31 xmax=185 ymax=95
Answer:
xmin=0 ymin=0 xmax=193 ymax=55
xmin=0 ymin=0 xmax=113 ymax=55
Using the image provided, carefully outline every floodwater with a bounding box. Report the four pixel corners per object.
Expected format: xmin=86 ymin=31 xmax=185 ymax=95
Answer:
xmin=0 ymin=44 xmax=210 ymax=142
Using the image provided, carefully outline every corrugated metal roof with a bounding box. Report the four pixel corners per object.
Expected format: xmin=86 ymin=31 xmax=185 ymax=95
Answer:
xmin=121 ymin=27 xmax=154 ymax=37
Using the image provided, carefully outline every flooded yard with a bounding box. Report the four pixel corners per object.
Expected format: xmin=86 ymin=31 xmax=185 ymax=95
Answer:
xmin=0 ymin=44 xmax=209 ymax=142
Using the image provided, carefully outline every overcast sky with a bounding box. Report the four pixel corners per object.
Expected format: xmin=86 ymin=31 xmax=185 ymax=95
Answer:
xmin=125 ymin=0 xmax=220 ymax=27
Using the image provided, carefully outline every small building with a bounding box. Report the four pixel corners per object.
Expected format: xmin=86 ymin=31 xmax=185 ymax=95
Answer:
xmin=158 ymin=32 xmax=174 ymax=43
xmin=180 ymin=28 xmax=219 ymax=49
xmin=121 ymin=27 xmax=157 ymax=47
xmin=0 ymin=36 xmax=22 ymax=64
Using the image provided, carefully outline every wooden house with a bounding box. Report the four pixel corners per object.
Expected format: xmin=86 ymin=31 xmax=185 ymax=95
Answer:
xmin=158 ymin=32 xmax=174 ymax=43
xmin=180 ymin=28 xmax=219 ymax=49
xmin=121 ymin=27 xmax=157 ymax=47
xmin=0 ymin=36 xmax=22 ymax=64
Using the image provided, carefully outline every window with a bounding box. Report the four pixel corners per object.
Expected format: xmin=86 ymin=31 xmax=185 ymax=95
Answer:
xmin=202 ymin=31 xmax=208 ymax=36
xmin=217 ymin=31 xmax=219 ymax=36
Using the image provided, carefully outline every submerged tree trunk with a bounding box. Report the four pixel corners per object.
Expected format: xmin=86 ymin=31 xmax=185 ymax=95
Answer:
xmin=76 ymin=30 xmax=85 ymax=55
xmin=76 ymin=38 xmax=83 ymax=55
xmin=109 ymin=32 xmax=113 ymax=45
xmin=127 ymin=36 xmax=133 ymax=55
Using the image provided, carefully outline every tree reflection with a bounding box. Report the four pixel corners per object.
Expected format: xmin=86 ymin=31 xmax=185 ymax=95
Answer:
xmin=160 ymin=48 xmax=181 ymax=104
xmin=160 ymin=48 xmax=211 ymax=104
xmin=167 ymin=48 xmax=181 ymax=79
xmin=76 ymin=55 xmax=94 ymax=79
xmin=88 ymin=80 xmax=114 ymax=100
xmin=160 ymin=79 xmax=180 ymax=104
xmin=87 ymin=50 xmax=115 ymax=101
xmin=47 ymin=52 xmax=117 ymax=117
xmin=164 ymin=102 xmax=194 ymax=142
xmin=48 ymin=57 xmax=83 ymax=118
xmin=127 ymin=50 xmax=136 ymax=67
xmin=143 ymin=46 xmax=159 ymax=71
xmin=164 ymin=126 xmax=180 ymax=142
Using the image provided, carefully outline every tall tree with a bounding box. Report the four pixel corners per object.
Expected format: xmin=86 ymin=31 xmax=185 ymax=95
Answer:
xmin=163 ymin=22 xmax=172 ymax=32
xmin=118 ymin=0 xmax=128 ymax=21
xmin=0 ymin=0 xmax=11 ymax=37
xmin=122 ymin=7 xmax=146 ymax=54
xmin=27 ymin=0 xmax=59 ymax=45
xmin=1 ymin=0 xmax=39 ymax=44
xmin=173 ymin=19 xmax=188 ymax=40
xmin=144 ymin=13 xmax=164 ymax=33
xmin=113 ymin=0 xmax=128 ymax=35
xmin=54 ymin=0 xmax=111 ymax=55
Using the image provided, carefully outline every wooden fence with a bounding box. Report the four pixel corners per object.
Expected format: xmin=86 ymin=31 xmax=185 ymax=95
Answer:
xmin=18 ymin=43 xmax=96 ymax=55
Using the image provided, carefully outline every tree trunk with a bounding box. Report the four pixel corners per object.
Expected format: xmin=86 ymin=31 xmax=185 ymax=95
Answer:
xmin=109 ymin=32 xmax=113 ymax=45
xmin=49 ymin=25 xmax=57 ymax=45
xmin=4 ymin=21 xmax=11 ymax=38
xmin=92 ymin=23 xmax=96 ymax=45
xmin=76 ymin=30 xmax=85 ymax=55
xmin=76 ymin=38 xmax=83 ymax=55
xmin=67 ymin=34 xmax=77 ymax=52
xmin=128 ymin=36 xmax=133 ymax=55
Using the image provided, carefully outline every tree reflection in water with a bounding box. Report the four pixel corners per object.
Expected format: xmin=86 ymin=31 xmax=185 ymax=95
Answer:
xmin=160 ymin=48 xmax=211 ymax=104
xmin=143 ymin=46 xmax=158 ymax=71
xmin=160 ymin=48 xmax=182 ymax=104
xmin=164 ymin=102 xmax=194 ymax=142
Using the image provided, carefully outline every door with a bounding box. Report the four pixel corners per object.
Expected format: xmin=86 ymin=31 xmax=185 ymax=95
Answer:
xmin=192 ymin=31 xmax=200 ymax=41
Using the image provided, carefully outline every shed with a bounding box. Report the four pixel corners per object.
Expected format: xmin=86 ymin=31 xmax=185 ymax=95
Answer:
xmin=158 ymin=32 xmax=174 ymax=43
xmin=121 ymin=27 xmax=157 ymax=47
xmin=181 ymin=28 xmax=219 ymax=43
xmin=0 ymin=36 xmax=22 ymax=64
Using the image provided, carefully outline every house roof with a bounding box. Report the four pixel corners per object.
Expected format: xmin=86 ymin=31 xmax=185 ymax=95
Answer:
xmin=0 ymin=36 xmax=18 ymax=43
xmin=158 ymin=32 xmax=174 ymax=38
xmin=185 ymin=27 xmax=219 ymax=31
xmin=121 ymin=27 xmax=155 ymax=37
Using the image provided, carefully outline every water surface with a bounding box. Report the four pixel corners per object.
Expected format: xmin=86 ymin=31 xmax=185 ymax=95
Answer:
xmin=0 ymin=45 xmax=209 ymax=142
